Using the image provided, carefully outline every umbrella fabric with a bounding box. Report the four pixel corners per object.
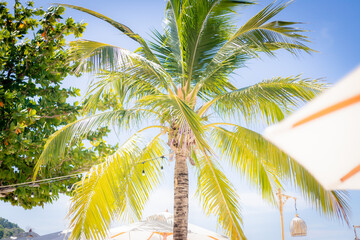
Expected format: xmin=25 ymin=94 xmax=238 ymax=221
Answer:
xmin=109 ymin=221 xmax=173 ymax=240
xmin=264 ymin=66 xmax=360 ymax=190
xmin=109 ymin=212 xmax=228 ymax=240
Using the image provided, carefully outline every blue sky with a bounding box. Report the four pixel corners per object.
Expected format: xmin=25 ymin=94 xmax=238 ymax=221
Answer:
xmin=1 ymin=0 xmax=360 ymax=239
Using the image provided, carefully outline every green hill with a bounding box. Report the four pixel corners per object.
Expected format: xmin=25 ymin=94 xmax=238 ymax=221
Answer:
xmin=0 ymin=218 xmax=24 ymax=239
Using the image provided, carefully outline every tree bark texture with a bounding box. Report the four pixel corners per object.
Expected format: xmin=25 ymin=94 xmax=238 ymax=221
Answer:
xmin=173 ymin=151 xmax=189 ymax=240
xmin=169 ymin=121 xmax=194 ymax=240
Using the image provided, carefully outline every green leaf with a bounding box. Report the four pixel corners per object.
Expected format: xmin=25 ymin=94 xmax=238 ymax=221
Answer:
xmin=57 ymin=4 xmax=160 ymax=64
xmin=211 ymin=76 xmax=326 ymax=125
xmin=34 ymin=109 xmax=144 ymax=178
xmin=68 ymin=134 xmax=166 ymax=240
xmin=195 ymin=154 xmax=246 ymax=240
xmin=208 ymin=123 xmax=350 ymax=223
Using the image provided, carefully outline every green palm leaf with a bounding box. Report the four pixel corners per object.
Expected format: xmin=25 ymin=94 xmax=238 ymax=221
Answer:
xmin=68 ymin=134 xmax=166 ymax=240
xmin=195 ymin=153 xmax=246 ymax=240
xmin=162 ymin=0 xmax=184 ymax=80
xmin=70 ymin=40 xmax=120 ymax=72
xmin=82 ymin=70 xmax=163 ymax=114
xmin=204 ymin=76 xmax=325 ymax=125
xmin=34 ymin=109 xmax=144 ymax=178
xmin=232 ymin=1 xmax=310 ymax=55
xmin=70 ymin=40 xmax=175 ymax=91
xmin=70 ymin=40 xmax=160 ymax=73
xmin=197 ymin=1 xmax=312 ymax=90
xmin=208 ymin=123 xmax=350 ymax=222
xmin=57 ymin=4 xmax=159 ymax=63
xmin=209 ymin=125 xmax=278 ymax=203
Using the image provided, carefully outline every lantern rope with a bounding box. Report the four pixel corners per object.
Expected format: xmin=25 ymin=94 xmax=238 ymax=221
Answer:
xmin=0 ymin=154 xmax=170 ymax=190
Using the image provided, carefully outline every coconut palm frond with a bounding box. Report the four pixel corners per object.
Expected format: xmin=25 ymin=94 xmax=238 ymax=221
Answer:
xmin=195 ymin=154 xmax=246 ymax=240
xmin=196 ymin=76 xmax=237 ymax=102
xmin=179 ymin=0 xmax=238 ymax=84
xmin=68 ymin=134 xmax=166 ymax=240
xmin=70 ymin=40 xmax=175 ymax=92
xmin=288 ymin=161 xmax=350 ymax=224
xmin=33 ymin=109 xmax=144 ymax=178
xmin=231 ymin=1 xmax=311 ymax=55
xmin=56 ymin=4 xmax=159 ymax=63
xmin=69 ymin=40 xmax=125 ymax=72
xmin=81 ymin=72 xmax=126 ymax=115
xmin=69 ymin=40 xmax=132 ymax=72
xmin=162 ymin=0 xmax=253 ymax=87
xmin=206 ymin=76 xmax=326 ymax=125
xmin=70 ymin=40 xmax=163 ymax=75
xmin=198 ymin=1 xmax=311 ymax=89
xmin=208 ymin=123 xmax=350 ymax=222
xmin=149 ymin=29 xmax=182 ymax=82
xmin=209 ymin=125 xmax=279 ymax=203
xmin=159 ymin=1 xmax=184 ymax=80
xmin=82 ymin=69 xmax=164 ymax=114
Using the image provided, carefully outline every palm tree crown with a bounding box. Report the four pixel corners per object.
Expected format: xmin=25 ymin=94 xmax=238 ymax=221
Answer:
xmin=35 ymin=1 xmax=349 ymax=240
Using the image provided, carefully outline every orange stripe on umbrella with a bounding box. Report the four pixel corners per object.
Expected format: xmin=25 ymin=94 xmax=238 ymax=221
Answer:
xmin=208 ymin=236 xmax=219 ymax=240
xmin=341 ymin=164 xmax=360 ymax=183
xmin=292 ymin=94 xmax=360 ymax=128
xmin=111 ymin=232 xmax=125 ymax=238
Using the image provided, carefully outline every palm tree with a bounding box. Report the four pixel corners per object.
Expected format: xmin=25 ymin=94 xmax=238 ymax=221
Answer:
xmin=35 ymin=1 xmax=349 ymax=239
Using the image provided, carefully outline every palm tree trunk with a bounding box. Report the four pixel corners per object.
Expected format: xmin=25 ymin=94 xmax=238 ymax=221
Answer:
xmin=173 ymin=151 xmax=189 ymax=240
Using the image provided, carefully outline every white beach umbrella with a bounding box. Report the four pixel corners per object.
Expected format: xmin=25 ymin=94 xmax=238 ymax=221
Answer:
xmin=264 ymin=65 xmax=360 ymax=190
xmin=108 ymin=212 xmax=228 ymax=240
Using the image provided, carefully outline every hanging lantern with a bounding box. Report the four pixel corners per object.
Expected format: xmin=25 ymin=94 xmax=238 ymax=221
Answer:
xmin=290 ymin=214 xmax=307 ymax=237
xmin=142 ymin=162 xmax=146 ymax=176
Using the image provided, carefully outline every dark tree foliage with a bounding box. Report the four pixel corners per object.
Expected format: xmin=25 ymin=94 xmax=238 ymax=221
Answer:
xmin=0 ymin=217 xmax=24 ymax=239
xmin=0 ymin=1 xmax=116 ymax=209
